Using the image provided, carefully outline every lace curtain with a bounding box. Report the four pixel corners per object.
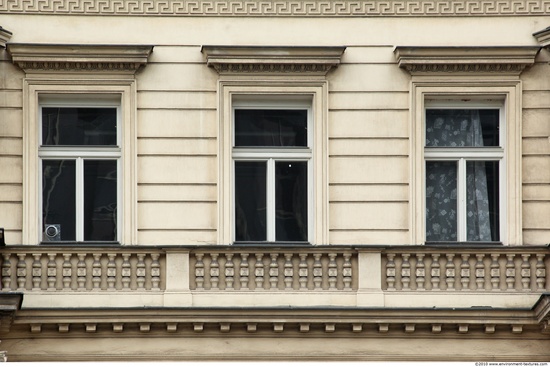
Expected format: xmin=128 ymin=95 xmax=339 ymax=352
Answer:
xmin=425 ymin=110 xmax=494 ymax=242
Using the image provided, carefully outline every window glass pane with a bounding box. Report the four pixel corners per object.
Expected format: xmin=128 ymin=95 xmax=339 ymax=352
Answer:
xmin=466 ymin=161 xmax=499 ymax=241
xmin=275 ymin=161 xmax=308 ymax=242
xmin=42 ymin=160 xmax=76 ymax=241
xmin=426 ymin=109 xmax=499 ymax=147
xmin=235 ymin=109 xmax=307 ymax=147
xmin=84 ymin=160 xmax=117 ymax=241
xmin=42 ymin=107 xmax=117 ymax=146
xmin=235 ymin=161 xmax=267 ymax=241
xmin=426 ymin=161 xmax=457 ymax=242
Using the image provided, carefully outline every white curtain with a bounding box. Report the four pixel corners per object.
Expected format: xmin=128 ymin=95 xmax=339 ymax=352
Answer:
xmin=425 ymin=110 xmax=493 ymax=241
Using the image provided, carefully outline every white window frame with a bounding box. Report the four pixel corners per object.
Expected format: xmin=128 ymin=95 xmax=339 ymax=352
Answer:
xmin=218 ymin=82 xmax=329 ymax=246
xmin=410 ymin=81 xmax=522 ymax=246
xmin=23 ymin=81 xmax=138 ymax=245
xmin=232 ymin=97 xmax=313 ymax=243
xmin=423 ymin=100 xmax=505 ymax=242
xmin=39 ymin=96 xmax=122 ymax=242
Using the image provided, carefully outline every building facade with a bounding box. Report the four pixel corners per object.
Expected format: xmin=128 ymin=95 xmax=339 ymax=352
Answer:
xmin=0 ymin=0 xmax=549 ymax=361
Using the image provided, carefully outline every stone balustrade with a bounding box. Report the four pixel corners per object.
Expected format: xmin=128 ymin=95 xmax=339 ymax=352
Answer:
xmin=189 ymin=249 xmax=356 ymax=291
xmin=0 ymin=247 xmax=164 ymax=292
xmin=382 ymin=247 xmax=549 ymax=292
xmin=0 ymin=245 xmax=548 ymax=308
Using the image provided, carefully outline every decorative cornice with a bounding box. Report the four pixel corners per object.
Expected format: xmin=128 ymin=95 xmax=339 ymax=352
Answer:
xmin=0 ymin=26 xmax=12 ymax=48
xmin=10 ymin=306 xmax=547 ymax=336
xmin=394 ymin=46 xmax=540 ymax=75
xmin=6 ymin=44 xmax=154 ymax=74
xmin=2 ymin=0 xmax=549 ymax=17
xmin=202 ymin=46 xmax=345 ymax=75
xmin=534 ymin=293 xmax=550 ymax=334
xmin=534 ymin=26 xmax=550 ymax=48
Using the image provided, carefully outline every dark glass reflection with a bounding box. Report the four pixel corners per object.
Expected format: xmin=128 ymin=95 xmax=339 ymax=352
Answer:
xmin=42 ymin=107 xmax=117 ymax=146
xmin=466 ymin=161 xmax=499 ymax=241
xmin=426 ymin=161 xmax=457 ymax=242
xmin=275 ymin=161 xmax=307 ymax=242
xmin=235 ymin=161 xmax=267 ymax=241
xmin=235 ymin=109 xmax=308 ymax=147
xmin=84 ymin=160 xmax=117 ymax=241
xmin=426 ymin=109 xmax=499 ymax=147
xmin=42 ymin=160 xmax=76 ymax=241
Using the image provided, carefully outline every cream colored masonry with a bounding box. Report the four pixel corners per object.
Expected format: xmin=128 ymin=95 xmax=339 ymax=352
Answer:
xmin=1 ymin=246 xmax=548 ymax=309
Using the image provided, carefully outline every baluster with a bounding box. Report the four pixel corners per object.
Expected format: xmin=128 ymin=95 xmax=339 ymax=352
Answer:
xmin=505 ymin=254 xmax=515 ymax=290
xmin=121 ymin=254 xmax=131 ymax=290
xmin=475 ymin=254 xmax=485 ymax=290
xmin=328 ymin=253 xmax=338 ymax=290
xmin=520 ymin=254 xmax=531 ymax=291
xmin=386 ymin=254 xmax=396 ymax=290
xmin=16 ymin=253 xmax=27 ymax=290
xmin=416 ymin=254 xmax=425 ymax=290
xmin=284 ymin=253 xmax=293 ymax=290
xmin=313 ymin=253 xmax=322 ymax=290
xmin=343 ymin=253 xmax=352 ymax=290
xmin=195 ymin=254 xmax=204 ymax=290
xmin=460 ymin=254 xmax=470 ymax=291
xmin=151 ymin=253 xmax=161 ymax=290
xmin=210 ymin=254 xmax=220 ymax=289
xmin=225 ymin=253 xmax=235 ymax=290
xmin=401 ymin=254 xmax=411 ymax=290
xmin=61 ymin=253 xmax=72 ymax=290
xmin=92 ymin=254 xmax=102 ymax=290
xmin=490 ymin=253 xmax=500 ymax=290
xmin=255 ymin=253 xmax=265 ymax=290
xmin=445 ymin=254 xmax=455 ymax=290
xmin=47 ymin=253 xmax=57 ymax=290
xmin=239 ymin=253 xmax=249 ymax=290
xmin=136 ymin=254 xmax=146 ymax=290
xmin=107 ymin=253 xmax=116 ymax=290
xmin=1 ymin=253 xmax=12 ymax=290
xmin=431 ymin=254 xmax=440 ymax=290
xmin=32 ymin=253 xmax=42 ymax=290
xmin=269 ymin=253 xmax=279 ymax=290
xmin=535 ymin=254 xmax=546 ymax=291
xmin=77 ymin=253 xmax=87 ymax=290
xmin=298 ymin=254 xmax=308 ymax=290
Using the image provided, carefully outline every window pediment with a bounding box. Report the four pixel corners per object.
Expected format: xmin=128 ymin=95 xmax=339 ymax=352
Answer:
xmin=534 ymin=27 xmax=550 ymax=49
xmin=201 ymin=46 xmax=345 ymax=75
xmin=394 ymin=46 xmax=539 ymax=75
xmin=7 ymin=44 xmax=153 ymax=74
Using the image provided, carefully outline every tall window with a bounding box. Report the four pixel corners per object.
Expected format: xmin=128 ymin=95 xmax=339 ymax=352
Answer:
xmin=233 ymin=99 xmax=312 ymax=243
xmin=39 ymin=98 xmax=120 ymax=242
xmin=424 ymin=103 xmax=503 ymax=243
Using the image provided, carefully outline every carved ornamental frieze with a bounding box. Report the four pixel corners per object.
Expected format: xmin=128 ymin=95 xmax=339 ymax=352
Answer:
xmin=1 ymin=0 xmax=549 ymax=16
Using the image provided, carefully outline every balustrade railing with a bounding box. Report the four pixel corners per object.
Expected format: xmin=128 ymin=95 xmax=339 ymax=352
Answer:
xmin=382 ymin=248 xmax=549 ymax=292
xmin=189 ymin=249 xmax=356 ymax=291
xmin=0 ymin=248 xmax=164 ymax=291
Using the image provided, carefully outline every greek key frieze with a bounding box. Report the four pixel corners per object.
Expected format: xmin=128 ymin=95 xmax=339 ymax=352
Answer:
xmin=1 ymin=0 xmax=549 ymax=16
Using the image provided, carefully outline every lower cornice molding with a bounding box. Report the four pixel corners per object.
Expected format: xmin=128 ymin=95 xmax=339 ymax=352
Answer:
xmin=8 ymin=300 xmax=550 ymax=337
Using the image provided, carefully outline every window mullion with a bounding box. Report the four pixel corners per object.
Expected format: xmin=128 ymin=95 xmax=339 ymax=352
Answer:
xmin=457 ymin=158 xmax=467 ymax=242
xmin=75 ymin=158 xmax=84 ymax=241
xmin=266 ymin=158 xmax=275 ymax=242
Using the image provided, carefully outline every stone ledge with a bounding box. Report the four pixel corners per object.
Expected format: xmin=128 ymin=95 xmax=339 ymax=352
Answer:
xmin=394 ymin=46 xmax=540 ymax=75
xmin=202 ymin=46 xmax=345 ymax=75
xmin=6 ymin=44 xmax=154 ymax=73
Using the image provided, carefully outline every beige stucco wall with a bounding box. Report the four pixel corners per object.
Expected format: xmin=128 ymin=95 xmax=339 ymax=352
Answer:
xmin=0 ymin=10 xmax=549 ymax=246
